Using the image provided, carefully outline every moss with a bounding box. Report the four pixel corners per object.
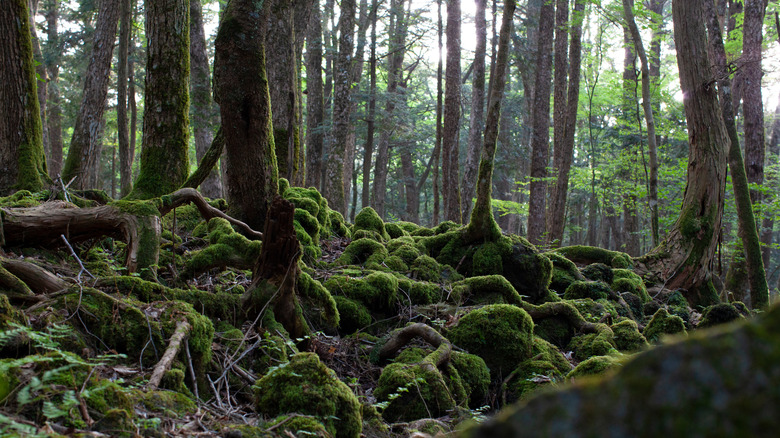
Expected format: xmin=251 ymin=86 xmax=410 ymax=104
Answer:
xmin=411 ymin=227 xmax=435 ymax=237
xmin=336 ymin=238 xmax=388 ymax=266
xmin=353 ymin=207 xmax=390 ymax=242
xmin=569 ymin=298 xmax=620 ymax=324
xmin=389 ymin=243 xmax=422 ymax=266
xmin=0 ymin=190 xmax=46 ymax=208
xmin=643 ymin=300 xmax=661 ymax=318
xmin=698 ymin=303 xmax=743 ymax=329
xmin=502 ymin=236 xmax=555 ymax=304
xmin=160 ymin=301 xmax=215 ymax=388
xmin=643 ymin=307 xmax=687 ymax=343
xmin=668 ymin=305 xmax=692 ymax=329
xmin=546 ymin=252 xmax=583 ymax=295
xmin=534 ymin=317 xmax=575 ymax=349
xmin=567 ymin=331 xmax=617 ymax=361
xmin=554 ymin=245 xmax=633 ymax=269
xmin=450 ymin=275 xmax=524 ymax=306
xmin=563 ymin=281 xmax=612 ymax=301
xmin=447 ymin=304 xmax=535 ymax=378
xmin=92 ymin=408 xmax=135 ymax=437
xmin=328 ymin=210 xmax=349 ymax=238
xmin=434 ymin=221 xmax=461 ymax=234
xmin=268 ymin=414 xmax=331 ymax=437
xmin=324 ymin=272 xmax=397 ymax=314
xmin=384 ymin=222 xmax=410 ymax=239
xmin=666 ymin=290 xmax=689 ymax=307
xmin=253 ymin=353 xmax=362 ymax=438
xmin=382 ymin=255 xmax=408 ymax=272
xmin=531 ymin=336 xmax=572 ymax=374
xmin=0 ymin=294 xmax=27 ymax=330
xmin=136 ymin=389 xmax=197 ymax=418
xmin=611 ymin=269 xmax=650 ymax=303
xmin=621 ymin=292 xmax=643 ymax=319
xmin=334 ymin=296 xmax=372 ymax=334
xmin=374 ymin=361 xmax=465 ymax=422
xmin=506 ymin=359 xmax=563 ymax=401
xmin=611 ymin=319 xmax=648 ymax=352
xmin=580 ymin=263 xmax=614 ymax=283
xmin=297 ymin=271 xmax=339 ymax=328
xmin=566 ymin=354 xmax=623 ymax=379
xmin=180 ymin=217 xmax=262 ymax=278
xmin=410 ymin=255 xmax=442 ymax=283
xmin=294 ymin=208 xmax=320 ymax=244
xmin=450 ymin=351 xmax=491 ymax=408
xmin=160 ymin=204 xmax=206 ymax=234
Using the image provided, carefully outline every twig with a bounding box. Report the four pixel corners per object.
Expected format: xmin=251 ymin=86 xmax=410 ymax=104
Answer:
xmin=147 ymin=319 xmax=191 ymax=390
xmin=60 ymin=234 xmax=95 ymax=282
xmin=185 ymin=338 xmax=200 ymax=400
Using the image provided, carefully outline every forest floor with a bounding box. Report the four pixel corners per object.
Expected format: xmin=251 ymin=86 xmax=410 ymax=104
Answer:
xmin=0 ymin=187 xmax=768 ymax=438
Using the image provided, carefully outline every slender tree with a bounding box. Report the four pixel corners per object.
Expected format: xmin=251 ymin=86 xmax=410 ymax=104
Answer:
xmin=0 ymin=0 xmax=48 ymax=195
xmin=761 ymin=101 xmax=780 ymax=268
xmin=127 ymin=0 xmax=190 ymax=199
xmin=117 ymin=0 xmax=133 ymax=196
xmin=305 ymin=5 xmax=325 ymax=191
xmin=742 ymin=0 xmax=767 ymax=206
xmin=442 ymin=0 xmax=462 ymax=223
xmin=213 ymin=0 xmax=278 ymax=230
xmin=60 ymin=0 xmax=120 ymax=189
xmin=28 ymin=0 xmax=48 ymax=160
xmin=433 ymin=0 xmax=444 ymax=225
xmin=361 ymin=0 xmax=379 ymax=210
xmin=44 ymin=0 xmax=63 ymax=178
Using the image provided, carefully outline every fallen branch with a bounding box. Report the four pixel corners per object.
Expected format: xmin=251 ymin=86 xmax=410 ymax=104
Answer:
xmin=146 ymin=319 xmax=191 ymax=390
xmin=158 ymin=188 xmax=262 ymax=240
xmin=180 ymin=128 xmax=225 ymax=191
xmin=1 ymin=258 xmax=68 ymax=294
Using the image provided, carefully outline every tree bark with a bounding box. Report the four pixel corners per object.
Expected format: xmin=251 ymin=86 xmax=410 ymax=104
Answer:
xmin=442 ymin=0 xmax=462 ymax=223
xmin=761 ymin=100 xmax=780 ymax=268
xmin=214 ymin=0 xmax=278 ymax=231
xmin=646 ymin=0 xmax=666 ymax=247
xmin=128 ymin=0 xmax=190 ymax=200
xmin=433 ymin=0 xmax=444 ymax=225
xmin=28 ymin=0 xmax=49 ymax=164
xmin=44 ymin=0 xmax=64 ymax=179
xmin=527 ymin=0 xmax=555 ymax=245
xmin=461 ymin=0 xmax=487 ymax=221
xmin=742 ymin=0 xmax=766 ymax=206
xmin=305 ymin=5 xmax=325 ymax=191
xmin=60 ymin=0 xmax=120 ymax=190
xmin=705 ymin=2 xmax=769 ymax=310
xmin=638 ymin=0 xmax=729 ymax=307
xmin=118 ymin=0 xmax=133 ymax=197
xmin=190 ymin=0 xmax=222 ymax=198
xmin=361 ymin=0 xmax=379 ymax=211
xmin=0 ymin=0 xmax=47 ymax=195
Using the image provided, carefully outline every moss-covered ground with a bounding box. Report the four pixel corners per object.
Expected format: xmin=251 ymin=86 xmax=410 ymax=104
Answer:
xmin=0 ymin=187 xmax=772 ymax=436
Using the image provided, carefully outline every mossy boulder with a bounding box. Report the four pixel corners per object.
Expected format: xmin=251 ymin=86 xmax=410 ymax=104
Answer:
xmin=389 ymin=243 xmax=422 ymax=266
xmin=546 ymin=251 xmax=585 ymax=295
xmin=566 ymin=354 xmax=623 ymax=379
xmin=324 ymin=272 xmax=398 ymax=313
xmin=611 ymin=269 xmax=650 ymax=303
xmin=462 ymin=303 xmax=780 ymax=438
xmin=698 ymin=303 xmax=744 ymax=329
xmin=534 ymin=316 xmax=575 ymax=349
xmin=643 ymin=307 xmax=687 ymax=343
xmin=567 ymin=331 xmax=617 ymax=361
xmin=447 ymin=304 xmax=535 ymax=378
xmin=397 ymin=278 xmax=442 ymax=305
xmin=450 ymin=351 xmax=491 ymax=408
xmin=0 ymin=294 xmax=26 ymax=330
xmin=180 ymin=217 xmax=261 ymax=278
xmin=501 ymin=236 xmax=555 ymax=304
xmin=353 ymin=207 xmax=390 ymax=242
xmin=580 ymin=262 xmax=614 ymax=283
xmin=297 ymin=271 xmax=339 ymax=328
xmin=610 ymin=319 xmax=648 ymax=352
xmin=506 ymin=359 xmax=563 ymax=401
xmin=254 ymin=353 xmax=362 ymax=438
xmin=384 ymin=222 xmax=410 ymax=239
xmin=569 ymin=298 xmax=620 ymax=324
xmin=563 ymin=281 xmax=612 ymax=301
xmin=554 ymin=245 xmax=633 ymax=269
xmin=336 ymin=238 xmax=388 ymax=266
xmin=449 ymin=275 xmax=524 ymax=306
xmin=472 ymin=241 xmax=504 ymax=276
xmin=334 ymin=296 xmax=372 ymax=334
xmin=410 ymin=255 xmax=443 ymax=283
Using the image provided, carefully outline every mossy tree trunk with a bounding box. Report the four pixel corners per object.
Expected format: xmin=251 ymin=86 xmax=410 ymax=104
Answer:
xmin=441 ymin=0 xmax=462 ymax=223
xmin=361 ymin=0 xmax=379 ymax=211
xmin=463 ymin=0 xmax=515 ymax=244
xmin=189 ymin=0 xmax=222 ymax=198
xmin=117 ymin=0 xmax=133 ymax=197
xmin=0 ymin=0 xmax=48 ymax=196
xmin=60 ymin=0 xmax=119 ymax=190
xmin=127 ymin=0 xmax=190 ymax=200
xmin=761 ymin=100 xmax=780 ymax=268
xmin=304 ymin=5 xmax=325 ymax=192
xmin=213 ymin=0 xmax=278 ymax=231
xmin=705 ymin=2 xmax=769 ymax=310
xmin=28 ymin=0 xmax=49 ymax=162
xmin=637 ymin=0 xmax=728 ymax=307
xmin=44 ymin=0 xmax=64 ymax=179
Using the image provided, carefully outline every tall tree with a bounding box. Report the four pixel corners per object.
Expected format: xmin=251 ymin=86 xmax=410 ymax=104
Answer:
xmin=442 ymin=0 xmax=462 ymax=223
xmin=325 ymin=0 xmax=356 ymax=216
xmin=639 ymin=0 xmax=728 ymax=307
xmin=190 ymin=0 xmax=222 ymax=198
xmin=761 ymin=101 xmax=780 ymax=268
xmin=526 ymin=0 xmax=555 ymax=245
xmin=214 ymin=0 xmax=278 ymax=230
xmin=461 ymin=0 xmax=487 ymax=221
xmin=742 ymin=0 xmax=767 ymax=205
xmin=305 ymin=4 xmax=325 ymax=192
xmin=117 ymin=0 xmax=133 ymax=197
xmin=127 ymin=0 xmax=190 ymax=199
xmin=361 ymin=0 xmax=379 ymax=211
xmin=60 ymin=0 xmax=120 ymax=189
xmin=547 ymin=0 xmax=585 ymax=246
xmin=464 ymin=0 xmax=515 ymax=243
xmin=433 ymin=0 xmax=444 ymax=225
xmin=705 ymin=1 xmax=769 ymax=309
xmin=0 ymin=0 xmax=48 ymax=195
xmin=645 ymin=0 xmax=666 ymax=246
xmin=44 ymin=0 xmax=63 ymax=178
xmin=28 ymin=0 xmax=48 ymax=160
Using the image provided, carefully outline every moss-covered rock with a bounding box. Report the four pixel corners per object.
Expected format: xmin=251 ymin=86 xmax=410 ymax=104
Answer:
xmin=180 ymin=217 xmax=261 ymax=278
xmin=611 ymin=269 xmax=650 ymax=303
xmin=569 ymin=298 xmax=620 ymax=324
xmin=397 ymin=278 xmax=442 ymax=305
xmin=554 ymin=245 xmax=633 ymax=269
xmin=324 ymin=272 xmax=397 ymax=314
xmin=580 ymin=263 xmax=614 ymax=283
xmin=334 ymin=296 xmax=372 ymax=334
xmin=472 ymin=241 xmax=504 ymax=276
xmin=563 ymin=281 xmax=612 ymax=301
xmin=462 ymin=303 xmax=780 ymax=438
xmin=665 ymin=289 xmax=689 ymax=307
xmin=506 ymin=359 xmax=563 ymax=401
xmin=410 ymin=255 xmax=443 ymax=283
xmin=567 ymin=330 xmax=617 ymax=361
xmin=610 ymin=319 xmax=648 ymax=352
xmin=447 ymin=304 xmax=535 ymax=378
xmin=566 ymin=354 xmax=623 ymax=379
xmin=546 ymin=251 xmax=584 ymax=295
xmin=450 ymin=351 xmax=491 ymax=408
xmin=501 ymin=236 xmax=555 ymax=304
xmin=449 ymin=275 xmax=524 ymax=306
xmin=297 ymin=271 xmax=339 ymax=328
xmin=642 ymin=300 xmax=661 ymax=318
xmin=336 ymin=238 xmax=388 ymax=266
xmin=384 ymin=222 xmax=410 ymax=239
xmin=698 ymin=303 xmax=744 ymax=329
xmin=643 ymin=307 xmax=687 ymax=343
xmin=389 ymin=243 xmax=422 ymax=266
xmin=534 ymin=316 xmax=575 ymax=349
xmin=353 ymin=207 xmax=390 ymax=242
xmin=254 ymin=353 xmax=362 ymax=438
xmin=374 ymin=360 xmax=464 ymax=422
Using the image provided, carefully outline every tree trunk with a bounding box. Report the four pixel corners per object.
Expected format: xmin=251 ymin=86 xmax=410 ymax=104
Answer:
xmin=620 ymin=17 xmax=640 ymax=257
xmin=742 ymin=0 xmax=767 ymax=206
xmin=44 ymin=0 xmax=64 ymax=179
xmin=0 ymin=0 xmax=47 ymax=195
xmin=463 ymin=0 xmax=515 ymax=244
xmin=761 ymin=100 xmax=780 ymax=268
xmin=527 ymin=0 xmax=555 ymax=245
xmin=214 ymin=0 xmax=278 ymax=231
xmin=433 ymin=0 xmax=444 ymax=225
xmin=324 ymin=0 xmax=356 ymax=216
xmin=639 ymin=0 xmax=729 ymax=307
xmin=442 ymin=0 xmax=462 ymax=223
xmin=705 ymin=2 xmax=769 ymax=310
xmin=190 ymin=0 xmax=222 ymax=198
xmin=361 ymin=0 xmax=379 ymax=211
xmin=461 ymin=0 xmax=487 ymax=221
xmin=60 ymin=0 xmax=120 ymax=190
xmin=305 ymin=5 xmax=325 ymax=192
xmin=28 ymin=0 xmax=48 ymax=164
xmin=401 ymin=142 xmax=419 ymax=222
xmin=118 ymin=0 xmax=133 ymax=197
xmin=647 ymin=0 xmax=666 ymax=247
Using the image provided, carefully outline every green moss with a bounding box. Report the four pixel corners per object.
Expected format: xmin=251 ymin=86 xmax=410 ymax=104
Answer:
xmin=643 ymin=300 xmax=661 ymax=318
xmin=531 ymin=336 xmax=572 ymax=373
xmin=666 ymin=290 xmax=689 ymax=307
xmin=328 ymin=210 xmax=349 ymax=238
xmin=160 ymin=204 xmax=206 ymax=234
xmin=450 ymin=275 xmax=524 ymax=306
xmin=0 ymin=294 xmax=27 ymax=330
xmin=160 ymin=301 xmax=215 ymax=389
xmin=92 ymin=408 xmax=135 ymax=437
xmin=534 ymin=317 xmax=575 ymax=349
xmin=381 ymin=255 xmax=408 ymax=272
xmin=611 ymin=319 xmax=648 ymax=352
xmin=353 ymin=207 xmax=390 ymax=242
xmin=333 ymin=296 xmax=371 ymax=334
xmin=611 ymin=269 xmax=650 ymax=303
xmin=294 ymin=208 xmax=320 ymax=243
xmin=507 ymin=359 xmax=563 ymax=401
xmin=336 ymin=238 xmax=388 ymax=266
xmin=136 ymin=389 xmax=197 ymax=418
xmin=297 ymin=271 xmax=339 ymax=328
xmin=389 ymin=243 xmax=422 ymax=266
xmin=698 ymin=303 xmax=743 ymax=329
xmin=502 ymin=236 xmax=555 ymax=304
xmin=324 ymin=272 xmax=397 ymax=314
xmin=569 ymin=298 xmax=620 ymax=324
xmin=580 ymin=263 xmax=614 ymax=283
xmin=0 ymin=190 xmax=45 ymax=208
xmin=566 ymin=354 xmax=623 ymax=379
xmin=384 ymin=222 xmax=410 ymax=239
xmin=554 ymin=245 xmax=633 ymax=269
xmin=563 ymin=281 xmax=612 ymax=301
xmin=180 ymin=217 xmax=261 ymax=278
xmin=410 ymin=255 xmax=442 ymax=283
xmin=447 ymin=304 xmax=535 ymax=378
xmin=253 ymin=353 xmax=362 ymax=438
xmin=374 ymin=361 xmax=465 ymax=422
xmin=450 ymin=351 xmax=491 ymax=408
xmin=405 ymin=280 xmax=442 ymax=305
xmin=546 ymin=252 xmax=583 ymax=295
xmin=268 ymin=415 xmax=330 ymax=437
xmin=643 ymin=307 xmax=687 ymax=343
xmin=472 ymin=242 xmax=504 ymax=276
xmin=567 ymin=330 xmax=617 ymax=361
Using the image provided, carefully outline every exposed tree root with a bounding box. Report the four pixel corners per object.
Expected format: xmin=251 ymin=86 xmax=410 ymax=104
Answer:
xmin=158 ymin=188 xmax=262 ymax=240
xmin=377 ymin=323 xmax=452 ymax=368
xmin=1 ymin=257 xmax=68 ymax=295
xmin=520 ymin=301 xmax=612 ymax=337
xmin=147 ymin=319 xmax=191 ymax=390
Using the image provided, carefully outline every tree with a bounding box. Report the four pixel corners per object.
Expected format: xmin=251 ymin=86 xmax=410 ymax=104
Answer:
xmin=464 ymin=0 xmax=515 ymax=243
xmin=360 ymin=0 xmax=379 ymax=212
xmin=28 ymin=0 xmax=49 ymax=162
xmin=0 ymin=0 xmax=48 ymax=195
xmin=324 ymin=0 xmax=356 ymax=216
xmin=214 ymin=0 xmax=278 ymax=231
xmin=60 ymin=0 xmax=120 ymax=190
xmin=461 ymin=0 xmax=487 ymax=221
xmin=527 ymin=0 xmax=555 ymax=245
xmin=190 ymin=0 xmax=222 ymax=198
xmin=126 ymin=0 xmax=190 ymax=200
xmin=742 ymin=0 xmax=767 ymax=205
xmin=117 ymin=0 xmax=133 ymax=197
xmin=43 ymin=0 xmax=64 ymax=179
xmin=638 ymin=0 xmax=729 ymax=307
xmin=305 ymin=4 xmax=325 ymax=192
xmin=442 ymin=0 xmax=463 ymax=223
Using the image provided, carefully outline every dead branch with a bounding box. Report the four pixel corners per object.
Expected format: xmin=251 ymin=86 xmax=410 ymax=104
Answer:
xmin=377 ymin=323 xmax=452 ymax=368
xmin=1 ymin=258 xmax=68 ymax=294
xmin=158 ymin=188 xmax=262 ymax=240
xmin=147 ymin=319 xmax=192 ymax=390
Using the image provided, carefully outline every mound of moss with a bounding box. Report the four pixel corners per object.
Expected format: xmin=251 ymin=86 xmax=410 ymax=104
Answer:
xmin=352 ymin=207 xmax=390 ymax=242
xmin=698 ymin=303 xmax=744 ymax=329
xmin=254 ymin=353 xmax=362 ymax=438
xmin=580 ymin=263 xmax=614 ymax=283
xmin=337 ymin=238 xmax=388 ymax=266
xmin=611 ymin=269 xmax=650 ymax=303
xmin=180 ymin=217 xmax=261 ymax=278
xmin=447 ymin=304 xmax=535 ymax=378
xmin=643 ymin=308 xmax=687 ymax=343
xmin=333 ymin=296 xmax=372 ymax=334
xmin=563 ymin=281 xmax=612 ymax=301
xmin=449 ymin=275 xmax=524 ymax=306
xmin=554 ymin=246 xmax=633 ymax=269
xmin=324 ymin=272 xmax=398 ymax=314
xmin=546 ymin=251 xmax=584 ymax=295
xmin=610 ymin=319 xmax=648 ymax=352
xmin=567 ymin=354 xmax=623 ymax=379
